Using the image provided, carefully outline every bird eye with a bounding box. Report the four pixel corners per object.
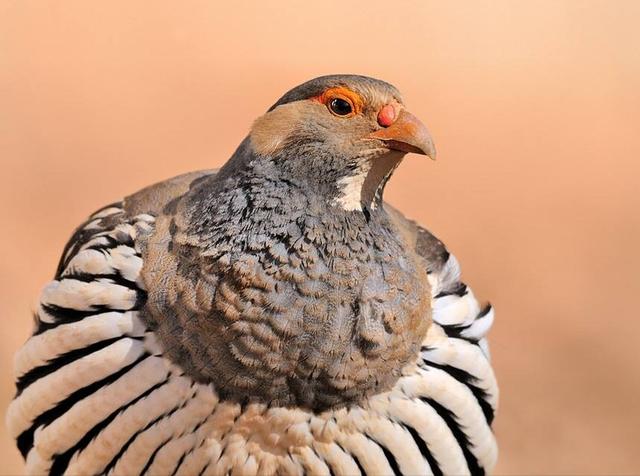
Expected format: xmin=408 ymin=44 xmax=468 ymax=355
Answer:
xmin=328 ymin=97 xmax=354 ymax=117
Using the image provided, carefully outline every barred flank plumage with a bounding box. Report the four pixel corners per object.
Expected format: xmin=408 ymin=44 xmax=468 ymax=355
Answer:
xmin=8 ymin=202 xmax=497 ymax=475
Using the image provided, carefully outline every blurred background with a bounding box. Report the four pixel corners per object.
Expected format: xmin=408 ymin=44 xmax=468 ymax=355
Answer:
xmin=1 ymin=1 xmax=639 ymax=474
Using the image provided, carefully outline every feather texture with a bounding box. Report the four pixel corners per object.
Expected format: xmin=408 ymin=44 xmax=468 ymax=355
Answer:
xmin=8 ymin=195 xmax=497 ymax=475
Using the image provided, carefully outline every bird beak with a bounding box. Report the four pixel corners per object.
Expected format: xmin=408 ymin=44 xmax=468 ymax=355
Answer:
xmin=369 ymin=109 xmax=436 ymax=160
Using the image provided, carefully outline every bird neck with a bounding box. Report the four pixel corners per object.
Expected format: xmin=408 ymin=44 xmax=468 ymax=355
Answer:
xmin=181 ymin=156 xmax=405 ymax=266
xmin=219 ymin=137 xmax=405 ymax=220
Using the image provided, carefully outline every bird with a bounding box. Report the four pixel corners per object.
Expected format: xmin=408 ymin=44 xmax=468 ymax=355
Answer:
xmin=7 ymin=74 xmax=498 ymax=475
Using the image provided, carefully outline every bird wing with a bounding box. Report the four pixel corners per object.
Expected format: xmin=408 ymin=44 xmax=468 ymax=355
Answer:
xmin=8 ymin=175 xmax=498 ymax=476
xmin=386 ymin=203 xmax=497 ymax=357
xmin=387 ymin=202 xmax=498 ymax=405
xmin=7 ymin=172 xmax=220 ymax=476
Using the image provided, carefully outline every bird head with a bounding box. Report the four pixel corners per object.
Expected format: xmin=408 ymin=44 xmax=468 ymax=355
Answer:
xmin=247 ymin=74 xmax=435 ymax=212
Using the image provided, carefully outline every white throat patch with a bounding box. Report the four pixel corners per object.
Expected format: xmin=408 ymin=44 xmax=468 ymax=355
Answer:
xmin=332 ymin=161 xmax=373 ymax=212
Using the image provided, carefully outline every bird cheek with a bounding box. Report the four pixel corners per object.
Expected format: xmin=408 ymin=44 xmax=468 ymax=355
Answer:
xmin=249 ymin=105 xmax=300 ymax=156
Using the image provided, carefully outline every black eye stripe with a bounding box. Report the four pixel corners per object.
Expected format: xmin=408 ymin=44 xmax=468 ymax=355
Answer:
xmin=329 ymin=98 xmax=353 ymax=116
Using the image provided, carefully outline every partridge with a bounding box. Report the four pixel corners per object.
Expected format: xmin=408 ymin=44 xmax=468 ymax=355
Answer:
xmin=8 ymin=75 xmax=498 ymax=475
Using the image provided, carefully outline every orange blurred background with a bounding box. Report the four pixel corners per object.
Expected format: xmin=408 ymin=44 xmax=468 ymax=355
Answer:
xmin=1 ymin=1 xmax=639 ymax=474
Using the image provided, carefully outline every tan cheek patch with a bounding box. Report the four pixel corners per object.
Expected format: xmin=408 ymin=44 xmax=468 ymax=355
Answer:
xmin=250 ymin=102 xmax=305 ymax=156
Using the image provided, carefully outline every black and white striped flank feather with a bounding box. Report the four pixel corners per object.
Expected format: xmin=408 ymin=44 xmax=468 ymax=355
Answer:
xmin=7 ymin=200 xmax=497 ymax=475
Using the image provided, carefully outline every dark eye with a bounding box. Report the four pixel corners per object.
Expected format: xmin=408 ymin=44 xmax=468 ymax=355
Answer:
xmin=329 ymin=97 xmax=353 ymax=116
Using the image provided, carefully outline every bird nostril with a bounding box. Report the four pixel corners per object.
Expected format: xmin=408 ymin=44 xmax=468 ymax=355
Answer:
xmin=377 ymin=104 xmax=397 ymax=127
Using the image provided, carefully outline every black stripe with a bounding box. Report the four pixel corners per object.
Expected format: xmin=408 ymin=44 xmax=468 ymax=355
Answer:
xmin=171 ymin=399 xmax=262 ymax=475
xmin=33 ymin=308 xmax=129 ymax=336
xmin=101 ymin=400 xmax=183 ymax=475
xmin=435 ymin=282 xmax=468 ymax=298
xmin=85 ymin=235 xmax=126 ymax=253
xmin=60 ymin=271 xmax=141 ymax=292
xmin=15 ymin=336 xmax=134 ymax=397
xmin=112 ymin=229 xmax=136 ymax=248
xmin=170 ymin=451 xmax=188 ymax=476
xmin=170 ymin=417 xmax=211 ymax=476
xmin=441 ymin=303 xmax=494 ymax=340
xmin=139 ymin=436 xmax=172 ymax=476
xmin=311 ymin=447 xmax=335 ymax=476
xmin=49 ymin=377 xmax=168 ymax=476
xmin=41 ymin=303 xmax=113 ymax=324
xmin=335 ymin=441 xmax=366 ymax=476
xmin=440 ymin=323 xmax=474 ymax=341
xmin=365 ymin=434 xmax=402 ymax=476
xmin=35 ymin=278 xmax=145 ymax=334
xmin=56 ymin=228 xmax=108 ymax=279
xmin=421 ymin=361 xmax=495 ymax=426
xmin=420 ymin=396 xmax=484 ymax=476
xmin=351 ymin=453 xmax=367 ymax=476
xmin=403 ymin=424 xmax=443 ymax=476
xmin=54 ymin=203 xmax=125 ymax=279
xmin=477 ymin=303 xmax=493 ymax=319
xmin=54 ymin=201 xmax=127 ymax=279
xmin=103 ymin=387 xmax=195 ymax=475
xmin=440 ymin=324 xmax=483 ymax=345
xmin=165 ymin=417 xmax=208 ymax=476
xmin=197 ymin=459 xmax=212 ymax=476
xmin=35 ymin=305 xmax=123 ymax=335
xmin=89 ymin=202 xmax=125 ymax=219
xmin=441 ymin=305 xmax=493 ymax=343
xmin=16 ymin=353 xmax=150 ymax=461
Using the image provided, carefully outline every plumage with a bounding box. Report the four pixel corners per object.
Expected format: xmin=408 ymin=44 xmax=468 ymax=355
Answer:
xmin=7 ymin=74 xmax=498 ymax=475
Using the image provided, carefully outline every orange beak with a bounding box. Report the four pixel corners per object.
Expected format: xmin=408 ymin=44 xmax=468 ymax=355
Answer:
xmin=369 ymin=109 xmax=436 ymax=160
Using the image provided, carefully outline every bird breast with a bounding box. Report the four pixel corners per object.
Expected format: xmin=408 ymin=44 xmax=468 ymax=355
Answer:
xmin=139 ymin=183 xmax=431 ymax=412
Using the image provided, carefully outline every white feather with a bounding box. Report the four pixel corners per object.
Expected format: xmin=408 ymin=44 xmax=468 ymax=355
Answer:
xmin=111 ymin=386 xmax=217 ymax=476
xmin=421 ymin=327 xmax=498 ymax=409
xmin=14 ymin=311 xmax=144 ymax=378
xmin=430 ymin=254 xmax=461 ymax=296
xmin=40 ymin=279 xmax=137 ymax=313
xmin=65 ymin=373 xmax=194 ymax=475
xmin=334 ymin=431 xmax=395 ymax=475
xmin=415 ymin=365 xmax=498 ymax=471
xmin=25 ymin=356 xmax=168 ymax=472
xmin=386 ymin=391 xmax=468 ymax=475
xmin=459 ymin=306 xmax=495 ymax=341
xmin=144 ymin=387 xmax=219 ymax=475
xmin=7 ymin=338 xmax=145 ymax=438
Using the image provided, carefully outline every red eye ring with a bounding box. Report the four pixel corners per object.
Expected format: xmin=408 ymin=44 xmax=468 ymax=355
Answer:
xmin=315 ymin=87 xmax=362 ymax=117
